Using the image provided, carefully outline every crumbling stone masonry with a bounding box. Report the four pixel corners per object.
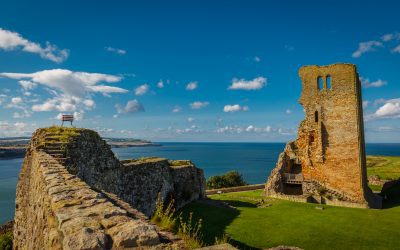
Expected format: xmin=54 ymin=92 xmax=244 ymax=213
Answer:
xmin=265 ymin=63 xmax=382 ymax=208
xmin=14 ymin=127 xmax=206 ymax=249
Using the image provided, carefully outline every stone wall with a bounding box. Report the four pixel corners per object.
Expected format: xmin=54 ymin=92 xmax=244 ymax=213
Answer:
xmin=54 ymin=129 xmax=206 ymax=216
xmin=265 ymin=63 xmax=382 ymax=208
xmin=14 ymin=151 xmax=163 ymax=249
xmin=14 ymin=127 xmax=206 ymax=249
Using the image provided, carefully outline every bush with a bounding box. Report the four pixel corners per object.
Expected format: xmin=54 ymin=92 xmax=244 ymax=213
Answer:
xmin=0 ymin=232 xmax=13 ymax=250
xmin=206 ymin=171 xmax=247 ymax=189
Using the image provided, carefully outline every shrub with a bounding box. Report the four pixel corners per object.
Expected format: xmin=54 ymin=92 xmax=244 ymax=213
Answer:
xmin=0 ymin=232 xmax=13 ymax=250
xmin=206 ymin=171 xmax=247 ymax=189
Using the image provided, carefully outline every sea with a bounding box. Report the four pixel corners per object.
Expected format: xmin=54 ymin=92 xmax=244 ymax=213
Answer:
xmin=1 ymin=142 xmax=399 ymax=224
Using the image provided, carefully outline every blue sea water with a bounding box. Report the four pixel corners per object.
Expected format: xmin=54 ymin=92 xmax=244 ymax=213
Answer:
xmin=0 ymin=142 xmax=399 ymax=224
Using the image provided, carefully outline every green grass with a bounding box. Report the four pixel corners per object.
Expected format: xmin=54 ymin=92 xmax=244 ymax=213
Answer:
xmin=367 ymin=156 xmax=400 ymax=180
xmin=0 ymin=231 xmax=12 ymax=250
xmin=180 ymin=188 xmax=400 ymax=250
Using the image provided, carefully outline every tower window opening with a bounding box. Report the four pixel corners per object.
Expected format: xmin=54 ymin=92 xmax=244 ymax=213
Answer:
xmin=317 ymin=76 xmax=323 ymax=90
xmin=315 ymin=111 xmax=319 ymax=123
xmin=326 ymin=75 xmax=332 ymax=89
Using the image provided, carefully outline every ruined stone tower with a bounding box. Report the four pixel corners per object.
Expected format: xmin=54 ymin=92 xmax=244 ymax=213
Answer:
xmin=265 ymin=63 xmax=382 ymax=208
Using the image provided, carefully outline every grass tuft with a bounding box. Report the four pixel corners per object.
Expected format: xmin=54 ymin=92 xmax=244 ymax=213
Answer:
xmin=178 ymin=212 xmax=203 ymax=249
xmin=150 ymin=194 xmax=177 ymax=232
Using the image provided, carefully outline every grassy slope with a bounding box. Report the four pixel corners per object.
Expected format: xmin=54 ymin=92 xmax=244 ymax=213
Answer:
xmin=180 ymin=156 xmax=400 ymax=249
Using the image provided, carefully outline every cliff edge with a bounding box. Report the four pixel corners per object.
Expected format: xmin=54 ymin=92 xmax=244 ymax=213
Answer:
xmin=14 ymin=126 xmax=206 ymax=249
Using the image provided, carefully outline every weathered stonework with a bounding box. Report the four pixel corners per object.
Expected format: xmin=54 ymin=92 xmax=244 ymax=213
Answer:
xmin=14 ymin=127 xmax=206 ymax=249
xmin=265 ymin=63 xmax=382 ymax=208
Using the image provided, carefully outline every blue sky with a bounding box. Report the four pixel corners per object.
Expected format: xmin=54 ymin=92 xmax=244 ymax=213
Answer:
xmin=0 ymin=0 xmax=399 ymax=142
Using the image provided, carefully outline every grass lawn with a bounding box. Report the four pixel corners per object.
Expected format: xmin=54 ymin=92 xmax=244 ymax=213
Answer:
xmin=367 ymin=156 xmax=400 ymax=180
xmin=181 ymin=188 xmax=400 ymax=250
xmin=180 ymin=156 xmax=400 ymax=250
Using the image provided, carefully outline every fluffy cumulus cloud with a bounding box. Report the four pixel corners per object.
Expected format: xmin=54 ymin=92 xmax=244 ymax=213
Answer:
xmin=374 ymin=98 xmax=400 ymax=119
xmin=105 ymin=46 xmax=126 ymax=55
xmin=186 ymin=81 xmax=198 ymax=91
xmin=0 ymin=69 xmax=126 ymax=97
xmin=223 ymin=104 xmax=249 ymax=113
xmin=190 ymin=101 xmax=209 ymax=109
xmin=0 ymin=28 xmax=69 ymax=63
xmin=135 ymin=84 xmax=149 ymax=96
xmin=228 ymin=76 xmax=267 ymax=90
xmin=115 ymin=99 xmax=145 ymax=115
xmin=361 ymin=77 xmax=387 ymax=88
xmin=0 ymin=69 xmax=127 ymax=114
xmin=253 ymin=56 xmax=261 ymax=62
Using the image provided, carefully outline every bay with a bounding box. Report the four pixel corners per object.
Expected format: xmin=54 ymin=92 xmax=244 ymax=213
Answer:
xmin=0 ymin=142 xmax=399 ymax=224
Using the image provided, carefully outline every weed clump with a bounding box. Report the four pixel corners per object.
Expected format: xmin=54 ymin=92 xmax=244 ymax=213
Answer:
xmin=150 ymin=193 xmax=204 ymax=249
xmin=150 ymin=194 xmax=177 ymax=232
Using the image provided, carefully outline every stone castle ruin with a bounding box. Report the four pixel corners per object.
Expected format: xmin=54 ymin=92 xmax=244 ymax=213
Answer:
xmin=13 ymin=127 xmax=206 ymax=249
xmin=265 ymin=63 xmax=382 ymax=208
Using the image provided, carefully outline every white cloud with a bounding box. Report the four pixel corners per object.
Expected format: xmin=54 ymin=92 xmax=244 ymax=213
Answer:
xmin=187 ymin=117 xmax=195 ymax=123
xmin=381 ymin=32 xmax=400 ymax=42
xmin=374 ymin=98 xmax=400 ymax=119
xmin=172 ymin=106 xmax=182 ymax=113
xmin=186 ymin=81 xmax=198 ymax=91
xmin=18 ymin=80 xmax=37 ymax=90
xmin=135 ymin=84 xmax=149 ymax=96
xmin=0 ymin=69 xmax=127 ymax=113
xmin=228 ymin=77 xmax=267 ymax=90
xmin=363 ymin=101 xmax=369 ymax=109
xmin=374 ymin=98 xmax=386 ymax=106
xmin=254 ymin=56 xmax=261 ymax=62
xmin=0 ymin=28 xmax=69 ymax=63
xmin=352 ymin=41 xmax=383 ymax=58
xmin=157 ymin=80 xmax=164 ymax=88
xmin=361 ymin=77 xmax=387 ymax=88
xmin=286 ymin=109 xmax=292 ymax=114
xmin=0 ymin=120 xmax=33 ymax=136
xmin=392 ymin=45 xmax=400 ymax=53
xmin=11 ymin=97 xmax=22 ymax=105
xmin=105 ymin=46 xmax=126 ymax=55
xmin=115 ymin=99 xmax=145 ymax=114
xmin=223 ymin=104 xmax=249 ymax=113
xmin=216 ymin=125 xmax=276 ymax=134
xmin=190 ymin=101 xmax=209 ymax=109
xmin=0 ymin=69 xmax=126 ymax=97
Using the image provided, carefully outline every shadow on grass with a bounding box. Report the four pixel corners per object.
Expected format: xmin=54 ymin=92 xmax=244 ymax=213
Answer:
xmin=179 ymin=199 xmax=260 ymax=249
xmin=221 ymin=199 xmax=258 ymax=208
xmin=382 ymin=183 xmax=400 ymax=209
